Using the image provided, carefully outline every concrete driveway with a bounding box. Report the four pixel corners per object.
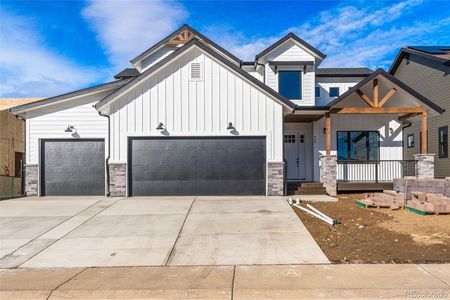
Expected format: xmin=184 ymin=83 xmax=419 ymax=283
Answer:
xmin=0 ymin=196 xmax=328 ymax=268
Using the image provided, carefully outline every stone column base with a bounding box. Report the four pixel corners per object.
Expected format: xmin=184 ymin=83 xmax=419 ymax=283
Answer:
xmin=267 ymin=162 xmax=284 ymax=196
xmin=24 ymin=164 xmax=38 ymax=196
xmin=320 ymin=155 xmax=337 ymax=196
xmin=414 ymin=154 xmax=435 ymax=179
xmin=109 ymin=163 xmax=126 ymax=197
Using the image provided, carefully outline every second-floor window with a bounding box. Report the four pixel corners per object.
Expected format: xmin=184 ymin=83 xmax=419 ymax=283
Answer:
xmin=315 ymin=86 xmax=320 ymax=97
xmin=329 ymin=87 xmax=340 ymax=97
xmin=278 ymin=71 xmax=302 ymax=100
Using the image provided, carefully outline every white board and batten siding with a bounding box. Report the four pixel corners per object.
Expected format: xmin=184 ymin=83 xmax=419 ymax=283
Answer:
xmin=106 ymin=47 xmax=285 ymax=163
xmin=315 ymin=77 xmax=365 ymax=106
xmin=25 ymin=95 xmax=109 ymax=164
xmin=262 ymin=40 xmax=316 ymax=106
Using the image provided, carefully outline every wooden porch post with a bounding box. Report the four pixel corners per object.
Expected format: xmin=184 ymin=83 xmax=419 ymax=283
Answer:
xmin=421 ymin=111 xmax=427 ymax=154
xmin=325 ymin=112 xmax=331 ymax=155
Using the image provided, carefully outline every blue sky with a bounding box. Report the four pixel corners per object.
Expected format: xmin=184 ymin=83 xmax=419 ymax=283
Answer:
xmin=1 ymin=0 xmax=449 ymax=98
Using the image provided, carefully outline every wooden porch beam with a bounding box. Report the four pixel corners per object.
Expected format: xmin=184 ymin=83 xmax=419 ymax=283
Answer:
xmin=421 ymin=111 xmax=427 ymax=154
xmin=356 ymin=89 xmax=374 ymax=107
xmin=379 ymin=88 xmax=397 ymax=107
xmin=330 ymin=107 xmax=425 ymax=114
xmin=325 ymin=113 xmax=331 ymax=155
xmin=373 ymin=79 xmax=379 ymax=107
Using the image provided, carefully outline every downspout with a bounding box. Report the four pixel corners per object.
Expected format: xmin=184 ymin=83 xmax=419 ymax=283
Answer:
xmin=255 ymin=58 xmax=266 ymax=84
xmin=401 ymin=121 xmax=412 ymax=161
xmin=97 ymin=110 xmax=111 ymax=196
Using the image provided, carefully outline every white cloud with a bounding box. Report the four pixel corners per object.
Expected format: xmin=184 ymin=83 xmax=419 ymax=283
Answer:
xmin=0 ymin=11 xmax=104 ymax=98
xmin=82 ymin=0 xmax=187 ymax=69
xmin=208 ymin=0 xmax=448 ymax=69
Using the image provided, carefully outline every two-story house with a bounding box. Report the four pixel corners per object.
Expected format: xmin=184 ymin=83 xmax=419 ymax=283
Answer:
xmin=10 ymin=25 xmax=444 ymax=197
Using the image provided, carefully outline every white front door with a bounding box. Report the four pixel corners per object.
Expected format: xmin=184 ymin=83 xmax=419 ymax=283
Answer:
xmin=284 ymin=133 xmax=307 ymax=180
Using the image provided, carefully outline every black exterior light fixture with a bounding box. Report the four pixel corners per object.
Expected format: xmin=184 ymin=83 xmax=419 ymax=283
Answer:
xmin=156 ymin=122 xmax=165 ymax=130
xmin=227 ymin=122 xmax=235 ymax=131
xmin=65 ymin=125 xmax=75 ymax=133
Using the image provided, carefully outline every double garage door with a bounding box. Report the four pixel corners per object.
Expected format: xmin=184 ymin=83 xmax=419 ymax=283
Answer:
xmin=129 ymin=137 xmax=266 ymax=196
xmin=40 ymin=137 xmax=266 ymax=196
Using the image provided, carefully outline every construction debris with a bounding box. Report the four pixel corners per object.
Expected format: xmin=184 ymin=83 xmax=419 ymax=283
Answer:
xmin=292 ymin=203 xmax=340 ymax=225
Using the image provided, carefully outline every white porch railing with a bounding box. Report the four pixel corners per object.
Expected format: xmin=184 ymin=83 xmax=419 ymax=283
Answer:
xmin=337 ymin=160 xmax=417 ymax=182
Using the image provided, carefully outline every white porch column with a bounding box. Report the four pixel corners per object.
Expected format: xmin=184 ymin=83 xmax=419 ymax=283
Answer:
xmin=320 ymin=155 xmax=337 ymax=196
xmin=414 ymin=154 xmax=435 ymax=179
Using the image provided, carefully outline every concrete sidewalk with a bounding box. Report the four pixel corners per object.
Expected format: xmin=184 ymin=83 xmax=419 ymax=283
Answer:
xmin=1 ymin=264 xmax=449 ymax=299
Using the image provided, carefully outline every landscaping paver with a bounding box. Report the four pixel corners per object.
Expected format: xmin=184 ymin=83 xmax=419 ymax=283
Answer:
xmin=233 ymin=264 xmax=450 ymax=299
xmin=50 ymin=266 xmax=233 ymax=300
xmin=0 ymin=268 xmax=84 ymax=300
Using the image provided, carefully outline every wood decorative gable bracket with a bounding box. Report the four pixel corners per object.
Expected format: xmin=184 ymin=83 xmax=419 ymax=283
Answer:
xmin=325 ymin=76 xmax=430 ymax=155
xmin=165 ymin=29 xmax=199 ymax=45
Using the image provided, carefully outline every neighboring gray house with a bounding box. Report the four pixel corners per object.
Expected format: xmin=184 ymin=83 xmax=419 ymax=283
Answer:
xmin=390 ymin=46 xmax=450 ymax=178
xmin=9 ymin=25 xmax=444 ymax=197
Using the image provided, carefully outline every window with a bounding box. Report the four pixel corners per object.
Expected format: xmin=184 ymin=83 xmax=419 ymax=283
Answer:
xmin=337 ymin=131 xmax=379 ymax=161
xmin=439 ymin=126 xmax=448 ymax=158
xmin=329 ymin=87 xmax=340 ymax=97
xmin=407 ymin=134 xmax=414 ymax=148
xmin=284 ymin=134 xmax=296 ymax=143
xmin=278 ymin=71 xmax=302 ymax=99
xmin=315 ymin=86 xmax=320 ymax=97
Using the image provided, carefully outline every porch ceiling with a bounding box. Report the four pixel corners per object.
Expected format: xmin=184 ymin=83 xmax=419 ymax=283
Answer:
xmin=284 ymin=113 xmax=324 ymax=122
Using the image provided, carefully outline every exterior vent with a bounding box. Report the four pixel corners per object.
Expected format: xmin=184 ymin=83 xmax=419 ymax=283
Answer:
xmin=190 ymin=62 xmax=202 ymax=81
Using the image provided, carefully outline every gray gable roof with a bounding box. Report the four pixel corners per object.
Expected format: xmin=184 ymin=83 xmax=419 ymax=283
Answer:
xmin=114 ymin=68 xmax=140 ymax=79
xmin=9 ymin=79 xmax=132 ymax=114
xmin=256 ymin=32 xmax=326 ymax=60
xmin=389 ymin=47 xmax=450 ymax=74
xmin=96 ymin=38 xmax=296 ymax=110
xmin=316 ymin=68 xmax=373 ymax=77
xmin=328 ymin=68 xmax=444 ymax=114
xmin=130 ymin=24 xmax=241 ymax=65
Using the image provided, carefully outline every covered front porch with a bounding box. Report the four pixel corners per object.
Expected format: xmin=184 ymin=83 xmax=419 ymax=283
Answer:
xmin=284 ymin=69 xmax=444 ymax=195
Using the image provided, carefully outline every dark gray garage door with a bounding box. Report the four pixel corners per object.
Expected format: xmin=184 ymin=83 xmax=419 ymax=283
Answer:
xmin=129 ymin=137 xmax=266 ymax=196
xmin=40 ymin=139 xmax=105 ymax=196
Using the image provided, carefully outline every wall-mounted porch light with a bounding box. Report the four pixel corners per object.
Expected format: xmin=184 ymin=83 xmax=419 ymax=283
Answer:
xmin=227 ymin=122 xmax=235 ymax=131
xmin=156 ymin=122 xmax=165 ymax=130
xmin=65 ymin=125 xmax=75 ymax=133
xmin=323 ymin=128 xmax=326 ymax=134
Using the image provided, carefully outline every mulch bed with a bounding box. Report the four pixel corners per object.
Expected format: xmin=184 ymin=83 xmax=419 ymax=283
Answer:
xmin=292 ymin=194 xmax=450 ymax=263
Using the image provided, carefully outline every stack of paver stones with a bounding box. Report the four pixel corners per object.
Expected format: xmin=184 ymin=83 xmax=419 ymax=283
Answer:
xmin=360 ymin=177 xmax=450 ymax=214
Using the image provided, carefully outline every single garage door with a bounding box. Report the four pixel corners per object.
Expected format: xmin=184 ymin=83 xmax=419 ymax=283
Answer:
xmin=129 ymin=137 xmax=266 ymax=196
xmin=40 ymin=139 xmax=105 ymax=196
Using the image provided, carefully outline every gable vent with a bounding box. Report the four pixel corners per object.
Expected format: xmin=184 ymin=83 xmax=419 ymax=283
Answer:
xmin=190 ymin=62 xmax=202 ymax=81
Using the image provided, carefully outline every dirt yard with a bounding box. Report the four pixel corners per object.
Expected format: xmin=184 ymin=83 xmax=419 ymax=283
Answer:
xmin=293 ymin=194 xmax=450 ymax=263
